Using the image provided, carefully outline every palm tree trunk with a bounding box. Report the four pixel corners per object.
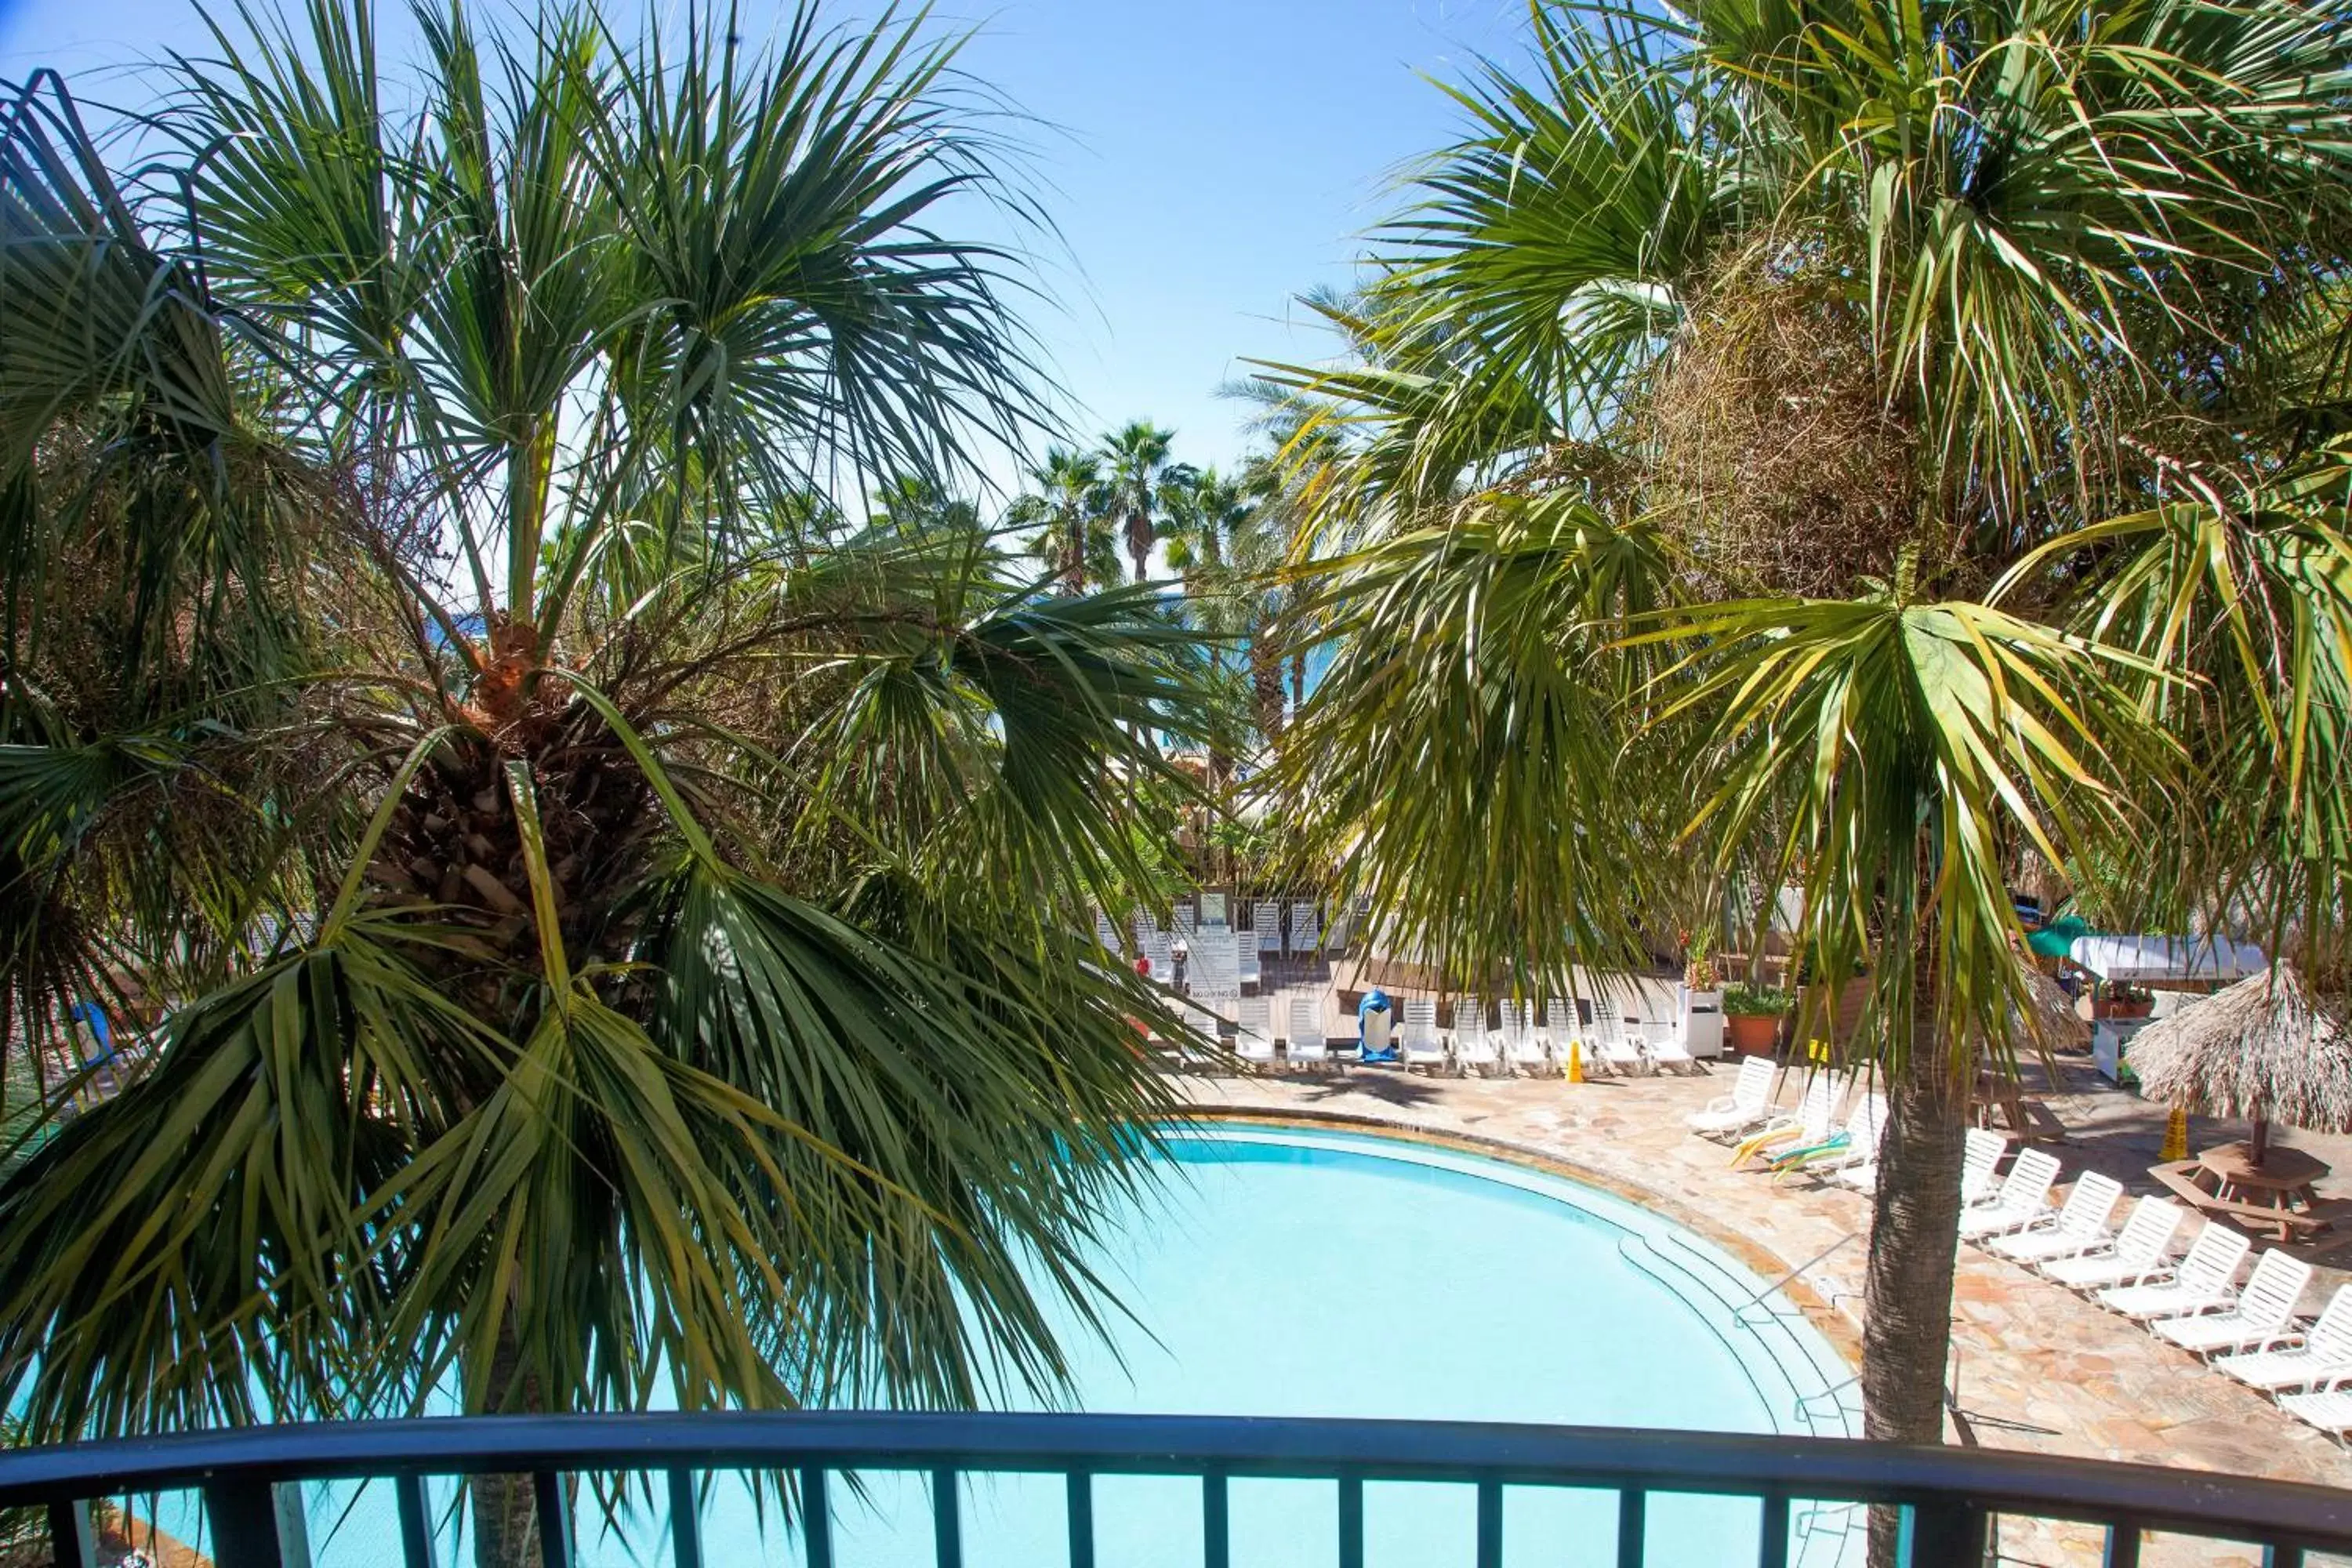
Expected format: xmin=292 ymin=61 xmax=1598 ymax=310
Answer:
xmin=1861 ymin=1033 xmax=1968 ymax=1567
xmin=470 ymin=1321 xmax=552 ymax=1568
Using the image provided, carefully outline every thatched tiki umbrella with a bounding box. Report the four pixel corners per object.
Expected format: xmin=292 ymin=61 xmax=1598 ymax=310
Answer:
xmin=2129 ymin=964 xmax=2352 ymax=1167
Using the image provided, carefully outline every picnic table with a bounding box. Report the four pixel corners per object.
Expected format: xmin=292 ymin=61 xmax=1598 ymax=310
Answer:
xmin=2151 ymin=1142 xmax=2344 ymax=1242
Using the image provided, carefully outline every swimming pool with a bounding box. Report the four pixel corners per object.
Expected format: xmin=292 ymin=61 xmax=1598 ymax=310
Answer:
xmin=155 ymin=1123 xmax=1864 ymax=1566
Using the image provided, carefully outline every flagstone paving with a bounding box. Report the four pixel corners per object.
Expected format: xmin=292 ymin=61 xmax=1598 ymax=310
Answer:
xmin=1171 ymin=1045 xmax=2352 ymax=1567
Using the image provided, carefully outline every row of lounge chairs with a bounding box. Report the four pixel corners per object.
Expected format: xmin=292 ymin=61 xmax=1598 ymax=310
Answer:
xmin=1960 ymin=1158 xmax=2352 ymax=1437
xmin=1228 ymin=995 xmax=1702 ymax=1076
xmin=1111 ymin=899 xmax=1348 ymax=958
xmin=1687 ymin=1062 xmax=2352 ymax=1440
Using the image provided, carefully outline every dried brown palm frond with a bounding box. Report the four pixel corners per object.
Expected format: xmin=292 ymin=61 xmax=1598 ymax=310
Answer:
xmin=1642 ymin=248 xmax=1928 ymax=600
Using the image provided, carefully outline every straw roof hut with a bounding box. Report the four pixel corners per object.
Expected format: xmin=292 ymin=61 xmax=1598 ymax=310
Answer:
xmin=2127 ymin=964 xmax=2352 ymax=1167
xmin=2013 ymin=964 xmax=2090 ymax=1053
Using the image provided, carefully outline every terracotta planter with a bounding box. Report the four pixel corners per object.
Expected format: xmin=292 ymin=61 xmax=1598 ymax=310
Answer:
xmin=1725 ymin=1013 xmax=1780 ymax=1057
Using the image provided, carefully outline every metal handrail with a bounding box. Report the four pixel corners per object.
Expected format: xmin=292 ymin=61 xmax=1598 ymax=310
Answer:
xmin=5 ymin=1410 xmax=2344 ymax=1568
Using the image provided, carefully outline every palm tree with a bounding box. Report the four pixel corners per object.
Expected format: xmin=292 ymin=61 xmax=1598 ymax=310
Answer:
xmin=1258 ymin=3 xmax=2352 ymax=1552
xmin=1098 ymin=420 xmax=1181 ymax=583
xmin=0 ymin=5 xmax=1210 ymax=1564
xmin=1006 ymin=446 xmax=1112 ymax=593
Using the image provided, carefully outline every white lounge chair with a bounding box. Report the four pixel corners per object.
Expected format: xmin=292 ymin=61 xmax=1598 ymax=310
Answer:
xmin=1987 ymin=1171 xmax=2125 ymax=1265
xmin=1451 ymin=996 xmax=1499 ymax=1076
xmin=2154 ymin=1248 xmax=2312 ymax=1356
xmin=2215 ymin=1284 xmax=2352 ymax=1392
xmin=1288 ymin=901 xmax=1319 ymax=956
xmin=1142 ymin=936 xmax=1171 ymax=983
xmin=1254 ymin=902 xmax=1282 ymax=956
xmin=1286 ymin=996 xmax=1330 ymax=1070
xmin=1094 ymin=910 xmax=1120 ymax=953
xmin=1688 ymin=1056 xmax=1778 ymax=1138
xmin=2098 ymin=1221 xmax=2252 ymax=1320
xmin=1401 ymin=998 xmax=1446 ymax=1074
xmin=1646 ymin=1020 xmax=1703 ymax=1081
xmin=1956 ymin=1149 xmax=2062 ymax=1240
xmin=1502 ymin=1001 xmax=1548 ymax=1075
xmin=1232 ymin=997 xmax=1276 ymax=1066
xmin=1590 ymin=999 xmax=1647 ymax=1076
xmin=2041 ymin=1197 xmax=2187 ymax=1292
xmin=1172 ymin=902 xmax=1196 ymax=938
xmin=1540 ymin=1000 xmax=1583 ymax=1073
xmin=1235 ymin=931 xmax=1261 ymax=989
xmin=1958 ymin=1127 xmax=2009 ymax=1206
xmin=2279 ymin=1378 xmax=2352 ymax=1437
xmin=1731 ymin=1073 xmax=1841 ymax=1168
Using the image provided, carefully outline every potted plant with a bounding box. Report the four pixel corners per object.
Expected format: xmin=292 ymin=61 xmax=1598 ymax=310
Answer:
xmin=1721 ymin=983 xmax=1791 ymax=1057
xmin=2091 ymin=980 xmax=2154 ymax=1020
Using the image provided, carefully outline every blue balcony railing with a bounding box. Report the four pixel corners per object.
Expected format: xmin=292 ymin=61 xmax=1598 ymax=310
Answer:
xmin=2 ymin=1410 xmax=2346 ymax=1568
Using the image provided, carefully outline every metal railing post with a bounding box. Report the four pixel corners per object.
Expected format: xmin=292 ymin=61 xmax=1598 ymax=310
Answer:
xmin=1905 ymin=1499 xmax=1986 ymax=1566
xmin=394 ymin=1474 xmax=437 ymax=1568
xmin=798 ymin=1467 xmax=833 ymax=1568
xmin=204 ymin=1479 xmax=285 ymax=1568
xmin=1617 ymin=1490 xmax=1645 ymax=1568
xmin=1475 ymin=1478 xmax=1501 ymax=1568
xmin=1202 ymin=1468 xmax=1229 ymax=1568
xmin=1337 ymin=1471 xmax=1363 ymax=1568
xmin=2103 ymin=1523 xmax=2142 ymax=1568
xmin=667 ymin=1468 xmax=702 ymax=1568
xmin=1065 ymin=1469 xmax=1094 ymax=1568
xmin=46 ymin=1499 xmax=94 ymax=1568
xmin=1758 ymin=1493 xmax=1790 ymax=1568
xmin=532 ymin=1472 xmax=571 ymax=1568
xmin=931 ymin=1468 xmax=962 ymax=1568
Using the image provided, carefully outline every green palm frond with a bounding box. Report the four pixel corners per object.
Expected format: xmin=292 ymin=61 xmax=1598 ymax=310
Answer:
xmin=1273 ymin=489 xmax=1675 ymax=997
xmin=1652 ymin=585 xmax=2174 ymax=1068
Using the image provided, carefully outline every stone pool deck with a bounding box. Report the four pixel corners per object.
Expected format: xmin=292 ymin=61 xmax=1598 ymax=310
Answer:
xmin=1171 ymin=1056 xmax=2352 ymax=1566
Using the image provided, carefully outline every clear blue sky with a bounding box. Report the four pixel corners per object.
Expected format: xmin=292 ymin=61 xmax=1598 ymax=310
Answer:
xmin=0 ymin=0 xmax=1530 ymax=477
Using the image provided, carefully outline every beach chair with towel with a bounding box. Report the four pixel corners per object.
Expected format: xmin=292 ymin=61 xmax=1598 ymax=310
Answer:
xmin=1731 ymin=1073 xmax=1841 ymax=1169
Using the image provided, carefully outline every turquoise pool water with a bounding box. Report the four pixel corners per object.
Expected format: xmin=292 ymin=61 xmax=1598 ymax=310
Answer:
xmin=151 ymin=1124 xmax=1864 ymax=1566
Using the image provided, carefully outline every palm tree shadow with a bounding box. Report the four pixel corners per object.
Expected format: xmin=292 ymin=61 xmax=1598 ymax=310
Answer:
xmin=1301 ymin=1069 xmax=1447 ymax=1109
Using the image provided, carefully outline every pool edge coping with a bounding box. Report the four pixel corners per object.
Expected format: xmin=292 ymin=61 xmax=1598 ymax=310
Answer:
xmin=1171 ymin=1104 xmax=1864 ymax=1374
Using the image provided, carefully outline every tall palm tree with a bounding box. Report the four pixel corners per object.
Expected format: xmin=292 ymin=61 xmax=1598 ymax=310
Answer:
xmin=1098 ymin=420 xmax=1181 ymax=583
xmin=1258 ymin=4 xmax=2352 ymax=1553
xmin=0 ymin=5 xmax=1209 ymax=1565
xmin=1006 ymin=445 xmax=1112 ymax=593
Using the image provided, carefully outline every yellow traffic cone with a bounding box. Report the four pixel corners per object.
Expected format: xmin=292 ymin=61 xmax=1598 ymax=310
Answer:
xmin=1566 ymin=1041 xmax=1584 ymax=1083
xmin=2160 ymin=1105 xmax=2189 ymax=1163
